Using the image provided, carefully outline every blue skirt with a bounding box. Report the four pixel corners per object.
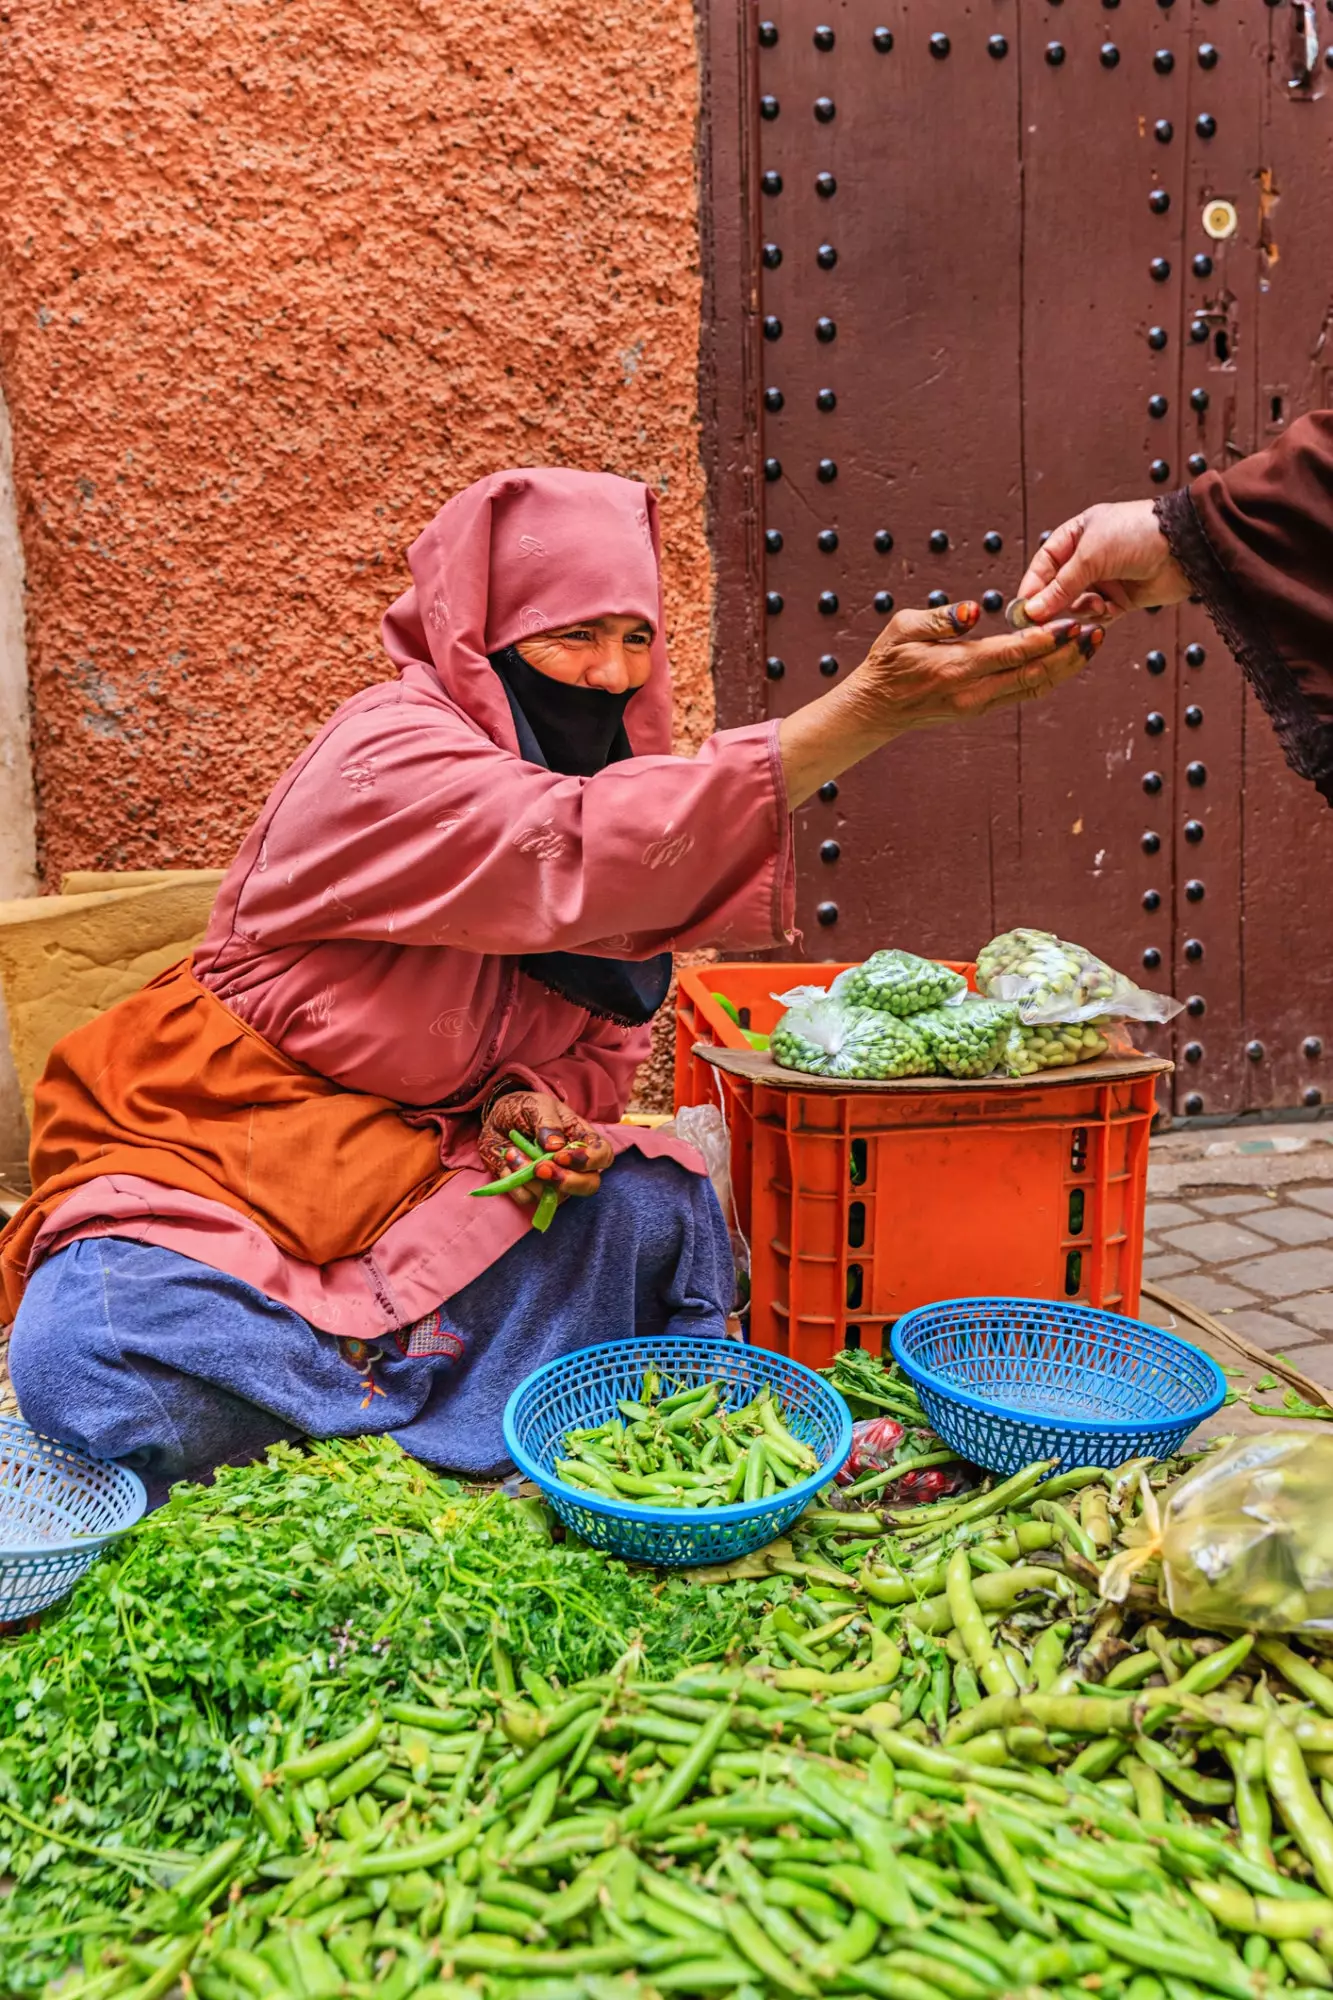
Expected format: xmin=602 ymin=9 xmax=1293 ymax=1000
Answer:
xmin=8 ymin=1152 xmax=733 ymax=1496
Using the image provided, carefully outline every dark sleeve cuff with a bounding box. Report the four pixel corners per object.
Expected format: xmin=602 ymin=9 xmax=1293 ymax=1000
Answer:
xmin=1155 ymin=487 xmax=1333 ymax=806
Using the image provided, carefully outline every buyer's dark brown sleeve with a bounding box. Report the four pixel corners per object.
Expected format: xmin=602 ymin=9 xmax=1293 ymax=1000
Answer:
xmin=1154 ymin=410 xmax=1333 ymax=805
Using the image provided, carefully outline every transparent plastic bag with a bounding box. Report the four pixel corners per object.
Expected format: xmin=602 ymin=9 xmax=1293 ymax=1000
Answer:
xmin=1103 ymin=1432 xmax=1333 ymax=1634
xmin=771 ymin=986 xmax=932 ymax=1081
xmin=913 ymin=997 xmax=1018 ymax=1078
xmin=837 ymin=950 xmax=967 ymax=1018
xmin=1000 ymin=1018 xmax=1138 ymax=1075
xmin=976 ymin=926 xmax=1183 ymax=1026
xmin=666 ymin=1102 xmax=749 ymax=1280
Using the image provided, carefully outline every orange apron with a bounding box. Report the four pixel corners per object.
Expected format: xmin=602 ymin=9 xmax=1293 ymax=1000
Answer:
xmin=0 ymin=961 xmax=452 ymax=1323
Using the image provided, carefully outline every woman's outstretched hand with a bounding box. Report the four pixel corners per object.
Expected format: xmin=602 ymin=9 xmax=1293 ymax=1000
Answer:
xmin=778 ymin=599 xmax=1104 ymax=808
xmin=1014 ymin=498 xmax=1191 ymax=625
xmin=480 ymin=1088 xmax=614 ymax=1209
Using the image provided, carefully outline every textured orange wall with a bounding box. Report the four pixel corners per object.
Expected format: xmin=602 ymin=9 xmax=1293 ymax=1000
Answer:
xmin=0 ymin=0 xmax=710 ymax=883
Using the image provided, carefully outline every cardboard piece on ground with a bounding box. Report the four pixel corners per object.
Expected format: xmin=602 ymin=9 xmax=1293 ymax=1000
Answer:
xmin=0 ymin=870 xmax=224 ymax=1121
xmin=697 ymin=1040 xmax=1172 ymax=1094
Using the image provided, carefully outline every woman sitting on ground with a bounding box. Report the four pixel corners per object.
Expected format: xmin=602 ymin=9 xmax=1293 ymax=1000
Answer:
xmin=1 ymin=467 xmax=1099 ymax=1492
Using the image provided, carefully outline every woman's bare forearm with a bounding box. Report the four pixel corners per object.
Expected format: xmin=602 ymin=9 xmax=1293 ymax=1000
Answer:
xmin=778 ymin=676 xmax=899 ymax=808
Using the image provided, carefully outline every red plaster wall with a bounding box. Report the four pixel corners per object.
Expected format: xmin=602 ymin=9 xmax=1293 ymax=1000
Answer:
xmin=0 ymin=0 xmax=711 ymax=882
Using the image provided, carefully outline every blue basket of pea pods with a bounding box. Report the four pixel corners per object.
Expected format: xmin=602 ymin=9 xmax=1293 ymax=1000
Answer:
xmin=503 ymin=1335 xmax=853 ymax=1567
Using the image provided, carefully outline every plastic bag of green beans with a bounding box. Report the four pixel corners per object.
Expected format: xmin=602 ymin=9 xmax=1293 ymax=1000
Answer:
xmin=1104 ymin=1432 xmax=1333 ymax=1634
xmin=976 ymin=926 xmax=1182 ymax=1025
xmin=771 ymin=986 xmax=932 ymax=1080
xmin=837 ymin=949 xmax=967 ymax=1017
xmin=912 ymin=997 xmax=1018 ymax=1078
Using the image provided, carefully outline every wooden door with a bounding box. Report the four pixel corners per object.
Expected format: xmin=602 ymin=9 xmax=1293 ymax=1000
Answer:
xmin=701 ymin=0 xmax=1333 ymax=1116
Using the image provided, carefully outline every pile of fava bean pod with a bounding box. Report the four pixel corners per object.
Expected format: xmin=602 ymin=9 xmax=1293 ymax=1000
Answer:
xmin=60 ymin=1442 xmax=1333 ymax=2000
xmin=556 ymin=1374 xmax=820 ymax=1509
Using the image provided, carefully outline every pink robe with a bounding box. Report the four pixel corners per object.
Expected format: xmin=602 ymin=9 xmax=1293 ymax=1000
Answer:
xmin=26 ymin=469 xmax=795 ymax=1334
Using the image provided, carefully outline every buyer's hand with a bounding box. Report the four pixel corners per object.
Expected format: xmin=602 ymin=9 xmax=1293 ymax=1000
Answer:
xmin=1014 ymin=498 xmax=1191 ymax=625
xmin=479 ymin=1087 xmax=614 ymax=1210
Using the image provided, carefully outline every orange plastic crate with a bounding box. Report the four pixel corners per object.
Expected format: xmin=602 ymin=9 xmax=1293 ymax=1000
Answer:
xmin=675 ymin=963 xmax=1159 ymax=1370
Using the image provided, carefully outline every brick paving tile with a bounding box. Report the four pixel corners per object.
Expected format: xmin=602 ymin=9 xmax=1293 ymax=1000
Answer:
xmin=1238 ymin=1206 xmax=1333 ymax=1248
xmin=1142 ymin=1253 xmax=1200 ymax=1282
xmin=1290 ymin=1188 xmax=1333 ymax=1218
xmin=1219 ymin=1308 xmax=1312 ymax=1351
xmin=1168 ymin=1272 xmax=1260 ymax=1314
xmin=1280 ymin=1342 xmax=1333 ymax=1390
xmin=1219 ymin=1246 xmax=1333 ymax=1299
xmin=1145 ymin=1201 xmax=1202 ymax=1232
xmin=1280 ymin=1292 xmax=1333 ymax=1335
xmin=1190 ymin=1193 xmax=1281 ymax=1216
xmin=1158 ymin=1220 xmax=1273 ymax=1263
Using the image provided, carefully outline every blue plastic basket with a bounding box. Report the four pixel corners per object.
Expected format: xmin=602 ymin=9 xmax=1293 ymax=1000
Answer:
xmin=503 ymin=1335 xmax=852 ymax=1567
xmin=0 ymin=1417 xmax=146 ymax=1624
xmin=890 ymin=1297 xmax=1226 ymax=1477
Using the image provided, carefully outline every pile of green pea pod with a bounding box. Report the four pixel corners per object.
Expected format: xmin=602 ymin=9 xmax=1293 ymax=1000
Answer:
xmin=59 ymin=1435 xmax=1333 ymax=2000
xmin=556 ymin=1372 xmax=821 ymax=1510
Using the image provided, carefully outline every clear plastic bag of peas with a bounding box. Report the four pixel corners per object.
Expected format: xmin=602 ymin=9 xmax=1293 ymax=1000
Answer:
xmin=838 ymin=949 xmax=967 ymax=1018
xmin=913 ymin=997 xmax=1018 ymax=1078
xmin=771 ymin=986 xmax=932 ymax=1081
xmin=976 ymin=926 xmax=1182 ymax=1026
xmin=1104 ymin=1432 xmax=1333 ymax=1634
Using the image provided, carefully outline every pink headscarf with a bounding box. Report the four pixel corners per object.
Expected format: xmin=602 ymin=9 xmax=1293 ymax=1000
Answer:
xmin=381 ymin=467 xmax=675 ymax=760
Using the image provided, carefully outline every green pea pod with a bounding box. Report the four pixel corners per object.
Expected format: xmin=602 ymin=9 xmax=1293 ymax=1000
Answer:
xmin=886 ymin=1458 xmax=1057 ymax=1532
xmin=1049 ymin=1898 xmax=1259 ymax=2000
xmin=1134 ymin=1732 xmax=1233 ymax=1807
xmin=211 ymin=1948 xmax=279 ymax=1996
xmin=1105 ymin=1651 xmax=1163 ymax=1691
xmin=444 ymin=1941 xmax=638 ymax=1975
xmin=471 ymin=1161 xmax=538 ymax=1197
xmin=824 ymin=1906 xmax=881 ymax=1968
xmin=340 ymin=1820 xmax=481 ymax=1879
xmin=884 ymin=1950 xmax=991 ymax=2000
xmin=908 ymin=1932 xmax=1007 ymax=1991
xmin=159 ymin=1835 xmax=249 ymax=1918
xmin=122 ymin=1937 xmax=202 ymax=2000
xmin=945 ymin=1548 xmax=1017 ymax=1697
xmin=384 ymin=1699 xmax=472 ymax=1734
xmin=501 ymin=1765 xmax=561 ymax=1856
xmin=509 ymin=1813 xmax=620 ymax=1868
xmin=721 ymin=1900 xmax=817 ymax=1995
xmin=1031 ymin=1622 xmax=1072 ymax=1693
xmin=973 ymin=1807 xmax=1039 ymax=1910
xmin=1189 ymin=1877 xmax=1333 ymax=1941
xmin=495 ymin=1704 xmax=604 ymax=1805
xmin=1265 ymin=1716 xmax=1333 ymax=1899
xmin=231 ymin=1752 xmax=294 ymax=1850
xmin=531 ymin=1185 xmax=560 ymax=1232
xmin=651 ymin=1959 xmax=757 ymax=1992
xmin=1280 ymin=1940 xmax=1333 ymax=1990
xmin=1258 ymin=1640 xmax=1333 ymax=1719
xmin=324 ymin=1748 xmax=390 ymax=1806
xmin=955 ymin=1867 xmax=1056 ymax=1939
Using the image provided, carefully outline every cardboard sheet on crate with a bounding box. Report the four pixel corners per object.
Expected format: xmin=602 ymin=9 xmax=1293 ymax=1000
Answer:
xmin=696 ymin=1042 xmax=1172 ymax=1095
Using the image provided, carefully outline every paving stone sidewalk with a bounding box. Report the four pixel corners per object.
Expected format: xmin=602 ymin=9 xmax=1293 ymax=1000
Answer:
xmin=1144 ymin=1179 xmax=1333 ymax=1384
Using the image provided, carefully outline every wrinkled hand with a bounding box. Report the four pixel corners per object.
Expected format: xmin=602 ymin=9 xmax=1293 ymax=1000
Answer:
xmin=852 ymin=598 xmax=1104 ymax=732
xmin=1015 ymin=499 xmax=1191 ymax=625
xmin=479 ymin=1088 xmax=614 ymax=1210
